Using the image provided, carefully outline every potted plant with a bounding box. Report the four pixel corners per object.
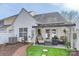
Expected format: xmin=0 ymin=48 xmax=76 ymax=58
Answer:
xmin=73 ymin=33 xmax=77 ymax=50
xmin=73 ymin=33 xmax=77 ymax=39
xmin=54 ymin=35 xmax=58 ymax=39
xmin=65 ymin=42 xmax=71 ymax=51
xmin=52 ymin=35 xmax=59 ymax=45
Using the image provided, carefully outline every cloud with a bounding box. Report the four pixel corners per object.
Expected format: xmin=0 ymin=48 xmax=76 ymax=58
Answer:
xmin=50 ymin=3 xmax=66 ymax=11
xmin=63 ymin=3 xmax=79 ymax=11
xmin=50 ymin=3 xmax=79 ymax=11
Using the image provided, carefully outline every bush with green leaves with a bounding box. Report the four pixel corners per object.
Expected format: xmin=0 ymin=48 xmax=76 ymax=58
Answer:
xmin=52 ymin=35 xmax=59 ymax=39
xmin=65 ymin=42 xmax=71 ymax=49
xmin=73 ymin=33 xmax=77 ymax=39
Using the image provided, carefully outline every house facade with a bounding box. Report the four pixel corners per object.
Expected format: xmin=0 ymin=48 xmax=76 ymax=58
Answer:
xmin=0 ymin=8 xmax=78 ymax=50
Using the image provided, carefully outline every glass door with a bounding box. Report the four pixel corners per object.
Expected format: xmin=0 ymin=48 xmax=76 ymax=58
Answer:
xmin=19 ymin=28 xmax=27 ymax=41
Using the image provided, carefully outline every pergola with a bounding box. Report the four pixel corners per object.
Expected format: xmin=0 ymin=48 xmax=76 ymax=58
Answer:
xmin=33 ymin=23 xmax=76 ymax=49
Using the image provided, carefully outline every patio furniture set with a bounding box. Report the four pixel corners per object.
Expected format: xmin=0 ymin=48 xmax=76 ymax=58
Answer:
xmin=36 ymin=35 xmax=66 ymax=46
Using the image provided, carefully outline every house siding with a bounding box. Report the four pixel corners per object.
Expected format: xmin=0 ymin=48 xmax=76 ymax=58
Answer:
xmin=0 ymin=28 xmax=12 ymax=44
xmin=13 ymin=9 xmax=37 ymax=42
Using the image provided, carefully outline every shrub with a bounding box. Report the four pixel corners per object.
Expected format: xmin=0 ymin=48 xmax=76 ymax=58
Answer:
xmin=73 ymin=33 xmax=77 ymax=39
xmin=63 ymin=29 xmax=67 ymax=34
xmin=65 ymin=42 xmax=71 ymax=49
xmin=52 ymin=35 xmax=58 ymax=39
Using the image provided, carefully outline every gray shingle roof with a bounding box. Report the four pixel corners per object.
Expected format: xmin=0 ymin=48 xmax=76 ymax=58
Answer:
xmin=0 ymin=8 xmax=75 ymax=28
xmin=34 ymin=12 xmax=71 ymax=24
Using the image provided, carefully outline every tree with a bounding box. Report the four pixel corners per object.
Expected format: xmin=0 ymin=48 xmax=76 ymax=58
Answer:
xmin=61 ymin=10 xmax=79 ymax=23
xmin=61 ymin=10 xmax=79 ymax=50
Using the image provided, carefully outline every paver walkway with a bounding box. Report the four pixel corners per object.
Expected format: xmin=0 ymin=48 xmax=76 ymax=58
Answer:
xmin=12 ymin=44 xmax=31 ymax=56
xmin=0 ymin=42 xmax=28 ymax=56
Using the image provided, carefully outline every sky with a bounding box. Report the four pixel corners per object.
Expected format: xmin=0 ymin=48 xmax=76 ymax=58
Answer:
xmin=0 ymin=3 xmax=79 ymax=19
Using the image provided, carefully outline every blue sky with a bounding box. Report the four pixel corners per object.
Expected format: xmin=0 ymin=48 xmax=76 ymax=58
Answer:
xmin=0 ymin=3 xmax=76 ymax=19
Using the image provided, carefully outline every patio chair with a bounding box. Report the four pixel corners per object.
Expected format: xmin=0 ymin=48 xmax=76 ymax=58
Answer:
xmin=52 ymin=39 xmax=58 ymax=45
xmin=36 ymin=34 xmax=45 ymax=44
xmin=37 ymin=39 xmax=45 ymax=44
xmin=59 ymin=36 xmax=67 ymax=45
xmin=44 ymin=39 xmax=52 ymax=45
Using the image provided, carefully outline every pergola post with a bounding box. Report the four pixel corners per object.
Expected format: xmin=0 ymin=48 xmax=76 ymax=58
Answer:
xmin=69 ymin=27 xmax=74 ymax=49
xmin=33 ymin=28 xmax=37 ymax=45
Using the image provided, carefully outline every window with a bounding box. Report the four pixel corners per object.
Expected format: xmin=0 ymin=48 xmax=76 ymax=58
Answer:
xmin=45 ymin=29 xmax=50 ymax=39
xmin=19 ymin=28 xmax=27 ymax=37
xmin=46 ymin=29 xmax=50 ymax=33
xmin=52 ymin=29 xmax=56 ymax=34
xmin=24 ymin=28 xmax=27 ymax=32
xmin=19 ymin=33 xmax=23 ymax=37
xmin=19 ymin=28 xmax=23 ymax=32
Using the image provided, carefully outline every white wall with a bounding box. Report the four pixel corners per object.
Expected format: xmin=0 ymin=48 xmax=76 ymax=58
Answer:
xmin=13 ymin=9 xmax=37 ymax=42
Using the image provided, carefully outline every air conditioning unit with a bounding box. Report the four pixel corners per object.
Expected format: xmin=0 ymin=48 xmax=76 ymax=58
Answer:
xmin=9 ymin=37 xmax=17 ymax=44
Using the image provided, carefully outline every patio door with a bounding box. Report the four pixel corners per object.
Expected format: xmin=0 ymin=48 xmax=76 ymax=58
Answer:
xmin=19 ymin=28 xmax=27 ymax=41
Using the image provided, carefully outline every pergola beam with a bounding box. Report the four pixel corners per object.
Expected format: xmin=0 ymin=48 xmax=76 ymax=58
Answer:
xmin=32 ymin=23 xmax=76 ymax=28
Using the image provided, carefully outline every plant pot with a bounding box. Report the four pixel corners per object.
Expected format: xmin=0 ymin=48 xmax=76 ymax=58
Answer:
xmin=52 ymin=39 xmax=58 ymax=45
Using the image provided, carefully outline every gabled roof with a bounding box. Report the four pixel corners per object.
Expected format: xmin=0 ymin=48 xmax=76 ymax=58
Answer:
xmin=33 ymin=12 xmax=71 ymax=24
xmin=0 ymin=8 xmax=26 ymax=26
xmin=3 ymin=14 xmax=18 ymax=25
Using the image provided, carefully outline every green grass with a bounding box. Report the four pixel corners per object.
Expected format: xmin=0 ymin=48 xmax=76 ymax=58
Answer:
xmin=27 ymin=46 xmax=70 ymax=56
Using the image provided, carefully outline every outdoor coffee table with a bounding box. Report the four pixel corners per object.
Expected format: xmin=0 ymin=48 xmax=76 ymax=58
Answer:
xmin=42 ymin=49 xmax=48 ymax=56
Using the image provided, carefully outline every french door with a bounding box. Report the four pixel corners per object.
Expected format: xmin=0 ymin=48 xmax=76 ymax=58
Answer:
xmin=19 ymin=28 xmax=27 ymax=41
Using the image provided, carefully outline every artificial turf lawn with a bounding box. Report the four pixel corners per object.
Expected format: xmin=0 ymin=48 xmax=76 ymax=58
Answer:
xmin=27 ymin=46 xmax=70 ymax=56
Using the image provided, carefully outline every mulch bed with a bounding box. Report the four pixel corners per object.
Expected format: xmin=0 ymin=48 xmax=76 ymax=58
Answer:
xmin=0 ymin=42 xmax=30 ymax=56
